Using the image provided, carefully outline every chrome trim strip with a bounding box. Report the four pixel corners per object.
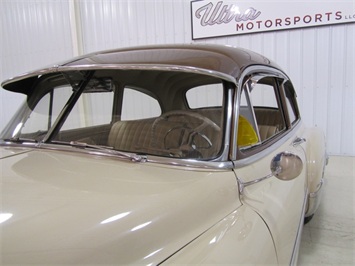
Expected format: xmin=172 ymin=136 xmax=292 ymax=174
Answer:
xmin=0 ymin=142 xmax=234 ymax=170
xmin=218 ymin=86 xmax=235 ymax=161
xmin=0 ymin=141 xmax=40 ymax=149
xmin=290 ymin=188 xmax=308 ymax=266
xmin=231 ymin=65 xmax=291 ymax=160
xmin=146 ymin=156 xmax=234 ymax=170
xmin=230 ymin=80 xmax=241 ymax=159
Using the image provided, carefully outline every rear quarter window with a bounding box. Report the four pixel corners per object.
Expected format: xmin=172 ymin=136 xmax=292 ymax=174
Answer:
xmin=186 ymin=83 xmax=223 ymax=109
xmin=121 ymin=87 xmax=161 ymax=120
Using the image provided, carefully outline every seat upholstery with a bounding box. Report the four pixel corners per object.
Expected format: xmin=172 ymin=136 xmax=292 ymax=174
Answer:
xmin=258 ymin=125 xmax=279 ymax=141
xmin=255 ymin=108 xmax=284 ymax=141
xmin=107 ymin=118 xmax=155 ymax=152
xmin=107 ymin=110 xmax=222 ymax=158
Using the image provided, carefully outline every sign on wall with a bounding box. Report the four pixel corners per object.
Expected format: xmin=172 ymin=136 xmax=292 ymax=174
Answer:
xmin=191 ymin=0 xmax=355 ymax=39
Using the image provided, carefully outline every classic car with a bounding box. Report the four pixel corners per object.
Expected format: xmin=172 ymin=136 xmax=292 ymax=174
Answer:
xmin=0 ymin=44 xmax=327 ymax=265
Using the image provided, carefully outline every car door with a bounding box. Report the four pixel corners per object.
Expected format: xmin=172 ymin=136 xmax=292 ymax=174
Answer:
xmin=231 ymin=67 xmax=308 ymax=264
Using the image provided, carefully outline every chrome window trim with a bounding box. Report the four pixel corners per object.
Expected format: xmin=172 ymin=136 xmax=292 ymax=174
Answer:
xmin=0 ymin=141 xmax=234 ymax=170
xmin=231 ymin=65 xmax=293 ymax=161
xmin=2 ymin=66 xmax=236 ymax=169
xmin=280 ymin=79 xmax=301 ymax=127
xmin=1 ymin=77 xmax=236 ymax=169
xmin=144 ymin=156 xmax=234 ymax=170
xmin=218 ymin=85 xmax=235 ymax=162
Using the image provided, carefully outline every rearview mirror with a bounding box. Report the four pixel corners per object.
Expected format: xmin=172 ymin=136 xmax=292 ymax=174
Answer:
xmin=270 ymin=152 xmax=303 ymax=181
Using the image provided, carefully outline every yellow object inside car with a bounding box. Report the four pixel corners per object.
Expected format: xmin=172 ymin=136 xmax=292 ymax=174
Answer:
xmin=238 ymin=115 xmax=258 ymax=147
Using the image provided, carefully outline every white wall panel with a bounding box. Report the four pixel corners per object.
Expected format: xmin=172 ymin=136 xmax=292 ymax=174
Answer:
xmin=78 ymin=0 xmax=190 ymax=52
xmin=0 ymin=0 xmax=74 ymax=128
xmin=1 ymin=0 xmax=354 ymax=155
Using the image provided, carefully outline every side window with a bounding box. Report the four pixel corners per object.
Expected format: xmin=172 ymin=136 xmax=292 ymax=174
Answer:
xmin=21 ymin=86 xmax=73 ymax=134
xmin=60 ymin=88 xmax=114 ymax=130
xmin=238 ymin=76 xmax=286 ymax=148
xmin=186 ymin=82 xmax=224 ymax=128
xmin=121 ymin=87 xmax=161 ymax=120
xmin=283 ymin=80 xmax=299 ymax=125
xmin=186 ymin=83 xmax=223 ymax=109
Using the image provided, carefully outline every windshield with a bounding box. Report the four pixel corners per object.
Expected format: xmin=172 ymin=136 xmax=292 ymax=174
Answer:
xmin=1 ymin=69 xmax=226 ymax=160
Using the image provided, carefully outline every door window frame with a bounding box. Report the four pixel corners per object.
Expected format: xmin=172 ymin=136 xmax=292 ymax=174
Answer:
xmin=231 ymin=66 xmax=301 ymax=161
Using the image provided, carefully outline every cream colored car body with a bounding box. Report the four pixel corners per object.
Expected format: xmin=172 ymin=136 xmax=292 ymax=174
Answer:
xmin=0 ymin=44 xmax=327 ymax=265
xmin=1 ymin=147 xmax=277 ymax=264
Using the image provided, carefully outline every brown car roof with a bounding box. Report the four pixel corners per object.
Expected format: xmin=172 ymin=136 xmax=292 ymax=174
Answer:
xmin=2 ymin=44 xmax=281 ymax=92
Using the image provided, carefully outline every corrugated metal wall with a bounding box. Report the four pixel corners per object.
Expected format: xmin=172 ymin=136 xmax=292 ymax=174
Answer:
xmin=1 ymin=0 xmax=354 ymax=156
xmin=0 ymin=0 xmax=74 ymax=129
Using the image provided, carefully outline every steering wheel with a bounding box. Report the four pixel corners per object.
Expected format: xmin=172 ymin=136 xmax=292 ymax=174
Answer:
xmin=151 ymin=110 xmax=220 ymax=158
